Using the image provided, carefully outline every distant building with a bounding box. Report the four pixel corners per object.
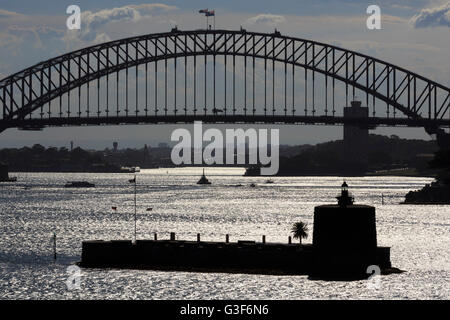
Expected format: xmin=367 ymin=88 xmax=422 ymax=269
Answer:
xmin=113 ymin=142 xmax=118 ymax=152
xmin=143 ymin=144 xmax=150 ymax=163
xmin=0 ymin=162 xmax=9 ymax=181
xmin=343 ymin=101 xmax=369 ymax=172
xmin=0 ymin=162 xmax=15 ymax=182
xmin=158 ymin=142 xmax=169 ymax=148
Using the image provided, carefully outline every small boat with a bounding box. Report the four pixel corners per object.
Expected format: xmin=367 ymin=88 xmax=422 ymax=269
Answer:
xmin=64 ymin=181 xmax=95 ymax=188
xmin=2 ymin=177 xmax=17 ymax=182
xmin=250 ymin=183 xmax=256 ymax=188
xmin=265 ymin=179 xmax=274 ymax=184
xmin=120 ymin=166 xmax=140 ymax=173
xmin=197 ymin=169 xmax=211 ymax=185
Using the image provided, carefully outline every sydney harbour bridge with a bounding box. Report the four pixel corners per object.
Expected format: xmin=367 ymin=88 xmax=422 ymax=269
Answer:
xmin=0 ymin=28 xmax=449 ymax=137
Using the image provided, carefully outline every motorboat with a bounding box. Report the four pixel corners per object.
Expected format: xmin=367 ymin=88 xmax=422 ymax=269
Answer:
xmin=64 ymin=181 xmax=95 ymax=188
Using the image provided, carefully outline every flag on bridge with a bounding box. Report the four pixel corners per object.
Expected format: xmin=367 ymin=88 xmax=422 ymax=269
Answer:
xmin=205 ymin=10 xmax=215 ymax=17
xmin=199 ymin=9 xmax=209 ymax=14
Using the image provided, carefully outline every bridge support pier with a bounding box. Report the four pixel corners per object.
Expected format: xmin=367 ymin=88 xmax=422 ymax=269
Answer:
xmin=343 ymin=101 xmax=369 ymax=174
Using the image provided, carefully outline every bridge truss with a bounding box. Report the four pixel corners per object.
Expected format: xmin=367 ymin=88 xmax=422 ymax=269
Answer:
xmin=0 ymin=29 xmax=449 ymax=133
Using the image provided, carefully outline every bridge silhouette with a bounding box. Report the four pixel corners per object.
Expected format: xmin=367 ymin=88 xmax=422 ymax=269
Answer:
xmin=0 ymin=28 xmax=449 ymax=134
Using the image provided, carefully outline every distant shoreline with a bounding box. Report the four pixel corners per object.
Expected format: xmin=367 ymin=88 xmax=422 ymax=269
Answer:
xmin=6 ymin=168 xmax=436 ymax=179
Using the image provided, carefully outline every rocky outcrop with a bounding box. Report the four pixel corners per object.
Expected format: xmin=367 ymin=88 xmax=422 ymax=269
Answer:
xmin=404 ymin=181 xmax=450 ymax=204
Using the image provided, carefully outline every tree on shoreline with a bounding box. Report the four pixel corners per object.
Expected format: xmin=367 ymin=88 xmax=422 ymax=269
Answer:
xmin=291 ymin=221 xmax=309 ymax=245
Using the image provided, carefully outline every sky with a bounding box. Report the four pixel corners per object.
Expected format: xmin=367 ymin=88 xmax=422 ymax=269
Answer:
xmin=0 ymin=0 xmax=449 ymax=149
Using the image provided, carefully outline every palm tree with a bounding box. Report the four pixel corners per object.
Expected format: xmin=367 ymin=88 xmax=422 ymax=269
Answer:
xmin=291 ymin=222 xmax=308 ymax=245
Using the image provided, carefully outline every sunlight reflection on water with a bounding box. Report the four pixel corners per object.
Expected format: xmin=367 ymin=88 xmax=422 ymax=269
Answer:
xmin=0 ymin=168 xmax=448 ymax=299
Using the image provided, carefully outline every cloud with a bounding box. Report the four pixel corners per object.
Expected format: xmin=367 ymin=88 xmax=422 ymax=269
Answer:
xmin=76 ymin=4 xmax=178 ymax=42
xmin=410 ymin=2 xmax=450 ymax=28
xmin=246 ymin=14 xmax=286 ymax=26
xmin=6 ymin=25 xmax=64 ymax=49
xmin=0 ymin=9 xmax=24 ymax=19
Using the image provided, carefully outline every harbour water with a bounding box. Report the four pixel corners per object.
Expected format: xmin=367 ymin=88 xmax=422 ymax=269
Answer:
xmin=0 ymin=168 xmax=448 ymax=299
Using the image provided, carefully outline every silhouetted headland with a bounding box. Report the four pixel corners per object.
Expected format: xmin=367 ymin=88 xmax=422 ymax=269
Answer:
xmin=245 ymin=134 xmax=438 ymax=177
xmin=404 ymin=148 xmax=450 ymax=204
xmin=79 ymin=183 xmax=402 ymax=280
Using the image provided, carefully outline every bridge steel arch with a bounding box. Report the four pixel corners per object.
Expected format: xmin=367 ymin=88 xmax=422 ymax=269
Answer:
xmin=0 ymin=29 xmax=449 ymax=132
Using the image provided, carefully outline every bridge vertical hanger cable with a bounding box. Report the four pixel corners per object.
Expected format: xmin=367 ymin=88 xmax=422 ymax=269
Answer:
xmin=312 ymin=44 xmax=315 ymax=116
xmin=413 ymin=77 xmax=416 ymax=114
xmin=332 ymin=48 xmax=335 ymax=116
xmin=185 ymin=35 xmax=187 ymax=117
xmin=59 ymin=63 xmax=62 ymax=117
xmin=29 ymin=73 xmax=32 ymax=119
xmin=45 ymin=67 xmax=49 ymax=118
xmin=194 ymin=37 xmax=197 ymax=116
xmin=433 ymin=85 xmax=436 ymax=119
xmin=352 ymin=53 xmax=355 ymax=100
xmin=21 ymin=78 xmax=24 ymax=119
xmin=3 ymin=84 xmax=6 ymax=120
xmin=67 ymin=60 xmax=71 ymax=118
xmin=145 ymin=40 xmax=148 ymax=117
xmin=253 ymin=36 xmax=255 ymax=116
xmin=365 ymin=58 xmax=369 ymax=110
xmin=155 ymin=41 xmax=158 ymax=116
xmin=106 ymin=47 xmax=110 ymax=118
xmin=407 ymin=74 xmax=411 ymax=115
xmin=345 ymin=51 xmax=348 ymax=108
xmin=40 ymin=70 xmax=43 ymax=119
xmin=213 ymin=33 xmax=216 ymax=114
xmin=244 ymin=34 xmax=247 ymax=116
xmin=116 ymin=45 xmax=120 ymax=117
xmin=233 ymin=34 xmax=236 ymax=116
xmin=264 ymin=36 xmax=267 ymax=116
xmin=272 ymin=35 xmax=275 ymax=116
xmin=386 ymin=66 xmax=390 ymax=118
xmin=428 ymin=84 xmax=432 ymax=119
xmin=204 ymin=32 xmax=207 ymax=116
xmin=98 ymin=51 xmax=101 ymax=117
xmin=372 ymin=60 xmax=376 ymax=116
xmin=393 ymin=68 xmax=396 ymax=118
xmin=224 ymin=35 xmax=227 ymax=116
xmin=165 ymin=36 xmax=168 ymax=116
xmin=28 ymin=73 xmax=31 ymax=119
xmin=292 ymin=42 xmax=295 ymax=116
xmin=325 ymin=48 xmax=328 ymax=116
xmin=174 ymin=36 xmax=177 ymax=116
xmin=284 ymin=38 xmax=287 ymax=116
xmin=365 ymin=59 xmax=369 ymax=110
xmin=87 ymin=53 xmax=90 ymax=117
xmin=304 ymin=43 xmax=308 ymax=116
xmin=126 ymin=43 xmax=129 ymax=117
xmin=135 ymin=42 xmax=139 ymax=117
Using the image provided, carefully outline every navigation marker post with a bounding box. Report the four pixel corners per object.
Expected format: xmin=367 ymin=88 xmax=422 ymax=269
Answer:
xmin=129 ymin=175 xmax=137 ymax=242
